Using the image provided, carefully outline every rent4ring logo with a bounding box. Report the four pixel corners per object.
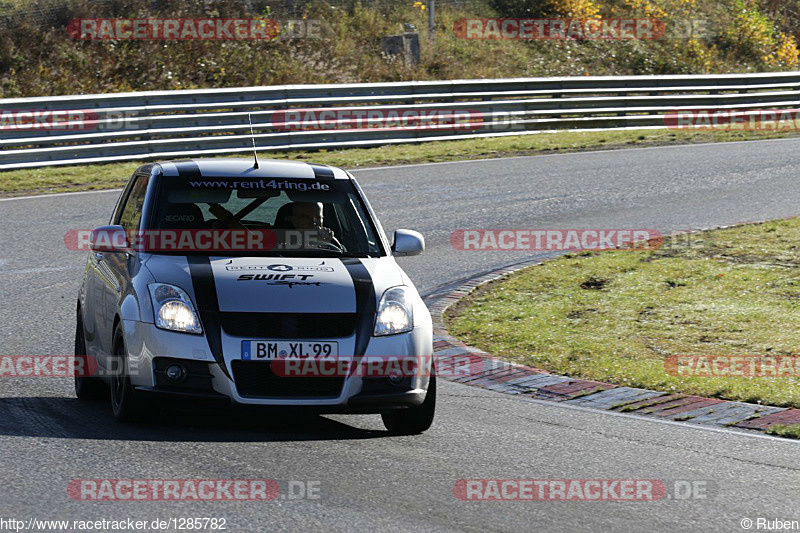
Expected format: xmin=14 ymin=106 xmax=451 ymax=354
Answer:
xmin=451 ymin=229 xmax=663 ymax=251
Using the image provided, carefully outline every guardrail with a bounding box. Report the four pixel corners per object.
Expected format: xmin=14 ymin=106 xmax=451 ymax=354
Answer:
xmin=1 ymin=71 xmax=799 ymax=170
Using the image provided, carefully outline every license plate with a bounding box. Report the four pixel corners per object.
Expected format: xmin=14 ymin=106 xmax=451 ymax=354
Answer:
xmin=241 ymin=340 xmax=338 ymax=361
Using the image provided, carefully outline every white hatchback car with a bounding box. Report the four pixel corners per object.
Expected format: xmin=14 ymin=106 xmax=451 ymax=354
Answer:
xmin=74 ymin=159 xmax=435 ymax=434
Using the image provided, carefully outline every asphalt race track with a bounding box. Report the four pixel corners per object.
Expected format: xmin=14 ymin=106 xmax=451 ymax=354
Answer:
xmin=2 ymin=138 xmax=800 ymax=532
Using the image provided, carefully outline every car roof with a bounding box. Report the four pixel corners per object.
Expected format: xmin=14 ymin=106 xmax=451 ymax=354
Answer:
xmin=155 ymin=158 xmax=350 ymax=180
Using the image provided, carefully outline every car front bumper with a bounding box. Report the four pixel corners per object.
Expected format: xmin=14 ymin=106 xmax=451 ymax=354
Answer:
xmin=121 ymin=319 xmax=433 ymax=413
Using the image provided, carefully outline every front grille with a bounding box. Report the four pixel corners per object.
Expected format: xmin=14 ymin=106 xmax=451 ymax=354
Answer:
xmin=232 ymin=360 xmax=344 ymax=398
xmin=220 ymin=313 xmax=357 ymax=339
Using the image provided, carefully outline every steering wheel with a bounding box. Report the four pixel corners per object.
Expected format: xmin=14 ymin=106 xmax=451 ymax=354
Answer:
xmin=307 ymin=239 xmax=344 ymax=252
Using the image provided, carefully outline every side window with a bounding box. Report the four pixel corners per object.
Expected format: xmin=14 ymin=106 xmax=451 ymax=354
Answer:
xmin=111 ymin=175 xmax=137 ymax=224
xmin=118 ymin=174 xmax=150 ymax=231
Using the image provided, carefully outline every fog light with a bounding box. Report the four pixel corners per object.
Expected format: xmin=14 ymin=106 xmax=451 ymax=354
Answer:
xmin=388 ymin=373 xmax=405 ymax=385
xmin=165 ymin=364 xmax=187 ymax=383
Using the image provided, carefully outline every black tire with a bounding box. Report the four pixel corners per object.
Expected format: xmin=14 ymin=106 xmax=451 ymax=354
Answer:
xmin=381 ymin=375 xmax=436 ymax=435
xmin=74 ymin=310 xmax=106 ymax=401
xmin=110 ymin=324 xmax=158 ymax=423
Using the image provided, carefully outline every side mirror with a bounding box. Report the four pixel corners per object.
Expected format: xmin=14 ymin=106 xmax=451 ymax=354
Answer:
xmin=89 ymin=225 xmax=130 ymax=253
xmin=392 ymin=229 xmax=424 ymax=257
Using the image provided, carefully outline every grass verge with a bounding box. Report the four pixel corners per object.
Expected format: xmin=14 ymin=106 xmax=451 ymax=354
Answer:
xmin=766 ymin=424 xmax=800 ymax=438
xmin=445 ymin=218 xmax=800 ymax=408
xmin=3 ymin=128 xmax=800 ymax=197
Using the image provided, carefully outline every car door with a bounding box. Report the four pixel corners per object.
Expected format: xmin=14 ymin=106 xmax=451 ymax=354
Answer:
xmin=85 ymin=173 xmax=135 ymax=358
xmin=95 ymin=170 xmax=150 ymax=363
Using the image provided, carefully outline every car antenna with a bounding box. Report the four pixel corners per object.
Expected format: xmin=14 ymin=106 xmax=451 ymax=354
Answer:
xmin=248 ymin=113 xmax=259 ymax=169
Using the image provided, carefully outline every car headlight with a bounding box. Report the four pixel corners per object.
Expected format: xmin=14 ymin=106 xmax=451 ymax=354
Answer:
xmin=374 ymin=287 xmax=413 ymax=336
xmin=148 ymin=283 xmax=203 ymax=334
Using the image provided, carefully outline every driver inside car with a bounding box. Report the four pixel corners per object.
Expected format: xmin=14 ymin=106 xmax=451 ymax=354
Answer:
xmin=275 ymin=201 xmax=343 ymax=250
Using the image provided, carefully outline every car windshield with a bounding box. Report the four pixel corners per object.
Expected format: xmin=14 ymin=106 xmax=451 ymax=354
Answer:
xmin=149 ymin=175 xmax=384 ymax=257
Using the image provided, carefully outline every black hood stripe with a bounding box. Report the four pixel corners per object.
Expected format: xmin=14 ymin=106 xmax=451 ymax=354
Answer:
xmin=341 ymin=258 xmax=375 ymax=357
xmin=187 ymin=256 xmax=231 ymax=380
xmin=188 ymin=256 xmax=372 ymax=380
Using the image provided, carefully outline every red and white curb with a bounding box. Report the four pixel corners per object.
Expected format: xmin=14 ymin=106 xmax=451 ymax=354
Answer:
xmin=423 ymin=258 xmax=800 ymax=436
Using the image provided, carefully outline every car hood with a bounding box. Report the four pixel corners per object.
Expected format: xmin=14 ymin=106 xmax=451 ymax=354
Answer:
xmin=144 ymin=255 xmax=405 ymax=313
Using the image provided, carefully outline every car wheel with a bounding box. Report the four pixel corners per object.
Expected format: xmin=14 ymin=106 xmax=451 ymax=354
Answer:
xmin=109 ymin=324 xmax=158 ymax=423
xmin=74 ymin=310 xmax=106 ymax=401
xmin=381 ymin=375 xmax=436 ymax=435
